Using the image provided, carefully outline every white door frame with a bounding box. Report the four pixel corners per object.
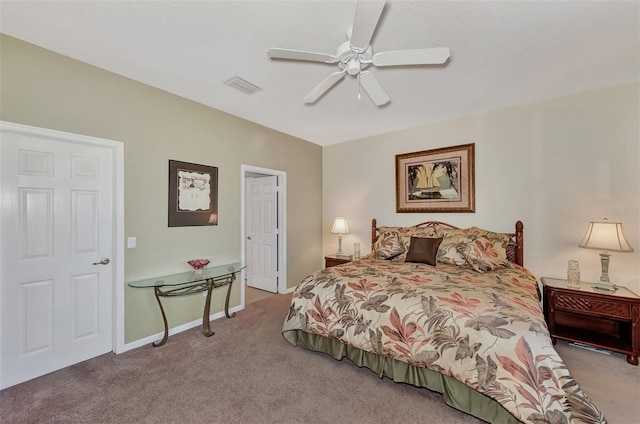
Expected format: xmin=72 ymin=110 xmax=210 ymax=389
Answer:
xmin=240 ymin=165 xmax=287 ymax=306
xmin=0 ymin=121 xmax=126 ymax=356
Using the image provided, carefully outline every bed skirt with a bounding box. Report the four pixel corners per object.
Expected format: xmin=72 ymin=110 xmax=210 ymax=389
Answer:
xmin=290 ymin=330 xmax=521 ymax=424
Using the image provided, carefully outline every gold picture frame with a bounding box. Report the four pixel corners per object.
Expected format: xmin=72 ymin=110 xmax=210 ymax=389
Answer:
xmin=396 ymin=143 xmax=475 ymax=213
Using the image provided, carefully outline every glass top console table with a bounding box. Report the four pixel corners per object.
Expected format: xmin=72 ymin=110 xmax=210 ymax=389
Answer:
xmin=128 ymin=262 xmax=245 ymax=347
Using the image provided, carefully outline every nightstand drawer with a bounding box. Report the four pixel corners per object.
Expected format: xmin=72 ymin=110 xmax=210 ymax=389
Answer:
xmin=554 ymin=293 xmax=631 ymax=320
xmin=325 ymin=255 xmax=352 ymax=268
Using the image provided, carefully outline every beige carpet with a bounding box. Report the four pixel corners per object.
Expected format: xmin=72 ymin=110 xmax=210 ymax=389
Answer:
xmin=1 ymin=293 xmax=638 ymax=424
xmin=245 ymin=285 xmax=275 ymax=305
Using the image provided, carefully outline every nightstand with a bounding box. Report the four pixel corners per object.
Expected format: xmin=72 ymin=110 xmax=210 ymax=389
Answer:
xmin=542 ymin=277 xmax=640 ymax=365
xmin=325 ymin=255 xmax=352 ymax=268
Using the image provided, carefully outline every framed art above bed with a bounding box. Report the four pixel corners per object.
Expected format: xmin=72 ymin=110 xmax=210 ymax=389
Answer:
xmin=396 ymin=143 xmax=475 ymax=213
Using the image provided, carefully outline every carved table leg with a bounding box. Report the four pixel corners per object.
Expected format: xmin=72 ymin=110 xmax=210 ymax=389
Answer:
xmin=225 ymin=274 xmax=237 ymax=319
xmin=202 ymin=282 xmax=215 ymax=337
xmin=152 ymin=287 xmax=169 ymax=347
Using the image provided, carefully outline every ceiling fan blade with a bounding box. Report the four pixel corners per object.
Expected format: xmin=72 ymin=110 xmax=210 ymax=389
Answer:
xmin=372 ymin=47 xmax=451 ymax=67
xmin=358 ymin=71 xmax=390 ymax=106
xmin=350 ymin=0 xmax=385 ymax=51
xmin=303 ymin=70 xmax=347 ymax=104
xmin=267 ymin=48 xmax=338 ymax=63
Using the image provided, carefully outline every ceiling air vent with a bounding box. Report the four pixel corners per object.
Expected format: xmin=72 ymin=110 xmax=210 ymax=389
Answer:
xmin=224 ymin=76 xmax=262 ymax=95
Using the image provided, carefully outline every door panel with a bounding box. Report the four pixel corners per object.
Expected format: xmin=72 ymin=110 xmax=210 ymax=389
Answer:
xmin=246 ymin=176 xmax=278 ymax=293
xmin=72 ymin=190 xmax=99 ymax=254
xmin=22 ymin=279 xmax=54 ymax=354
xmin=72 ymin=273 xmax=100 ymax=340
xmin=1 ymin=127 xmax=114 ymax=389
xmin=20 ymin=188 xmax=54 ymax=259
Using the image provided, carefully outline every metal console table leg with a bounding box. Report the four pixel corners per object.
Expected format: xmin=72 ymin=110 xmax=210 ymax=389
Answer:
xmin=202 ymin=282 xmax=216 ymax=337
xmin=151 ymin=272 xmax=238 ymax=347
xmin=224 ymin=273 xmax=237 ymax=318
xmin=152 ymin=286 xmax=170 ymax=347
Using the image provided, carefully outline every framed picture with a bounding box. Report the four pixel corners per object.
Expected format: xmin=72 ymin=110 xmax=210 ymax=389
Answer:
xmin=168 ymin=160 xmax=218 ymax=227
xmin=396 ymin=143 xmax=475 ymax=213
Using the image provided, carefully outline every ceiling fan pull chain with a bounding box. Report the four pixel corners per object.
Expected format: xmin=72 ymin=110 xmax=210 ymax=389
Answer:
xmin=357 ymin=74 xmax=362 ymax=100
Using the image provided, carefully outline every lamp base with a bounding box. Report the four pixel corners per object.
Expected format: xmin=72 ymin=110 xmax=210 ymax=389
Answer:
xmin=592 ymin=251 xmax=617 ymax=292
xmin=592 ymin=282 xmax=617 ymax=293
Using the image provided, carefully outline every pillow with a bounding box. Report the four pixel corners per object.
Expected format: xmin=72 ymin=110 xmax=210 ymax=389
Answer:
xmin=405 ymin=237 xmax=443 ymax=266
xmin=378 ymin=227 xmax=416 ymax=257
xmin=457 ymin=236 xmax=510 ymax=273
xmin=436 ymin=228 xmax=475 ymax=265
xmin=437 ymin=226 xmax=511 ymax=266
xmin=374 ymin=231 xmax=405 ymax=259
xmin=375 ymin=225 xmax=445 ymax=260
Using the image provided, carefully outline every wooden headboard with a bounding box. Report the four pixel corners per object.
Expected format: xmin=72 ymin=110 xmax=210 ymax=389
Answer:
xmin=371 ymin=218 xmax=524 ymax=267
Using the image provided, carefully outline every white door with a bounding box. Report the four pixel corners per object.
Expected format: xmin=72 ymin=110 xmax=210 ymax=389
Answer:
xmin=0 ymin=127 xmax=114 ymax=389
xmin=246 ymin=176 xmax=278 ymax=293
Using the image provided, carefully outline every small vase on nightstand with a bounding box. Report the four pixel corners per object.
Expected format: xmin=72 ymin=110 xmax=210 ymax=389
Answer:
xmin=567 ymin=260 xmax=580 ymax=288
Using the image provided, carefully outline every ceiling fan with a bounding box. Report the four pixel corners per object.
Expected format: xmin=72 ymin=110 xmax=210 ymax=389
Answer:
xmin=267 ymin=0 xmax=450 ymax=106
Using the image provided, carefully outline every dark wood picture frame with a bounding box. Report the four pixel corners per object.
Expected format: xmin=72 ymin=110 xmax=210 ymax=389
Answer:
xmin=168 ymin=160 xmax=218 ymax=227
xmin=396 ymin=143 xmax=475 ymax=213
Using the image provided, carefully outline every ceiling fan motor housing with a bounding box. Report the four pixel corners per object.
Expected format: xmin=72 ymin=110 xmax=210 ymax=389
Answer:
xmin=337 ymin=40 xmax=372 ymax=75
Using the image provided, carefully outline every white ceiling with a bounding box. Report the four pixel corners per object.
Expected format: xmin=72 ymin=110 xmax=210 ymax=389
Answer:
xmin=1 ymin=1 xmax=638 ymax=146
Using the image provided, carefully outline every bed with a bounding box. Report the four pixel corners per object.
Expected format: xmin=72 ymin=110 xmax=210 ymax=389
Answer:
xmin=283 ymin=219 xmax=606 ymax=424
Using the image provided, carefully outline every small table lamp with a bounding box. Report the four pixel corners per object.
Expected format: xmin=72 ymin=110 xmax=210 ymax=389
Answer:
xmin=578 ymin=218 xmax=633 ymax=292
xmin=331 ymin=217 xmax=350 ymax=257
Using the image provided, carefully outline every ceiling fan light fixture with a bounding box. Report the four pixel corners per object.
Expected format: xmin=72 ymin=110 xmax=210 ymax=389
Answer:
xmin=346 ymin=60 xmax=361 ymax=75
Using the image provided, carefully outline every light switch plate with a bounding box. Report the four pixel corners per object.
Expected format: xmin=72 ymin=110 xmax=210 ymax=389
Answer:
xmin=127 ymin=237 xmax=136 ymax=248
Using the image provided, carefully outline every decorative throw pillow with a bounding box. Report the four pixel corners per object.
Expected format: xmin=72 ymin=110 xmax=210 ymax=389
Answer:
xmin=412 ymin=226 xmax=441 ymax=238
xmin=376 ymin=224 xmax=460 ymax=261
xmin=384 ymin=227 xmax=417 ymax=256
xmin=436 ymin=228 xmax=475 ymax=265
xmin=405 ymin=237 xmax=443 ymax=266
xmin=387 ymin=226 xmax=442 ymax=258
xmin=374 ymin=231 xmax=405 ymax=259
xmin=437 ymin=226 xmax=511 ymax=266
xmin=457 ymin=236 xmax=511 ymax=273
xmin=400 ymin=226 xmax=440 ymax=253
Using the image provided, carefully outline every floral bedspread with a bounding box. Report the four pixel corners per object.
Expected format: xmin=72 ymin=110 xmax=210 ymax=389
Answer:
xmin=283 ymin=258 xmax=605 ymax=424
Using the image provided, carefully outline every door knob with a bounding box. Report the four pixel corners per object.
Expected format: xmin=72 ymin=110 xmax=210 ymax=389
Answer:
xmin=247 ymin=236 xmax=252 ymax=240
xmin=93 ymin=258 xmax=110 ymax=265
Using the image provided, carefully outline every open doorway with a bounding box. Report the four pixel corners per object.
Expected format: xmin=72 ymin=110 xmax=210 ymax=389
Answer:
xmin=240 ymin=165 xmax=287 ymax=307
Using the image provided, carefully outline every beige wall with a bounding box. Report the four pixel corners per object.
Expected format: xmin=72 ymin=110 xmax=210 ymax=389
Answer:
xmin=324 ymin=82 xmax=640 ymax=294
xmin=0 ymin=35 xmax=323 ymax=343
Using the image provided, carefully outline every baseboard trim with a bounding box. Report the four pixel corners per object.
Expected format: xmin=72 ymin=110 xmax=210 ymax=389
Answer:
xmin=120 ymin=304 xmax=244 ymax=353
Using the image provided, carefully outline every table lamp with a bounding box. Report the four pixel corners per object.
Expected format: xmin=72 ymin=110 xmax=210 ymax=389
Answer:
xmin=331 ymin=217 xmax=350 ymax=258
xmin=578 ymin=218 xmax=633 ymax=292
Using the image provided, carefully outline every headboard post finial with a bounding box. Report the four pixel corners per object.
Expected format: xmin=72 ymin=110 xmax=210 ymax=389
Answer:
xmin=371 ymin=218 xmax=377 ymax=247
xmin=515 ymin=221 xmax=524 ymax=266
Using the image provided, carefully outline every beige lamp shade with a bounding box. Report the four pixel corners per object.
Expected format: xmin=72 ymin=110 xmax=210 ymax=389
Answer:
xmin=578 ymin=219 xmax=633 ymax=252
xmin=331 ymin=217 xmax=349 ymax=257
xmin=331 ymin=217 xmax=350 ymax=234
xmin=579 ymin=218 xmax=633 ymax=291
